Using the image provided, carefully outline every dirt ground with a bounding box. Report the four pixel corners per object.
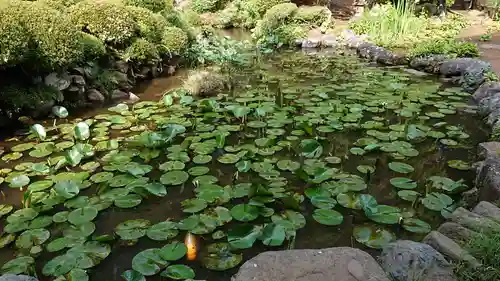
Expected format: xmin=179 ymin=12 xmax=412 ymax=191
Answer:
xmin=458 ymin=10 xmax=500 ymax=73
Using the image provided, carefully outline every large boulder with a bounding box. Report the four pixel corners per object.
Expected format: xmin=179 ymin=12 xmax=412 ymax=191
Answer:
xmin=0 ymin=275 xmax=38 ymax=281
xmin=450 ymin=207 xmax=500 ymax=233
xmin=472 ymin=201 xmax=500 ymax=222
xmin=379 ymin=240 xmax=456 ymax=281
xmin=44 ymin=72 xmax=71 ymax=91
xmin=437 ymin=222 xmax=477 ymax=245
xmin=409 ymin=55 xmax=447 ymax=74
xmin=231 ymin=247 xmax=391 ymax=281
xmin=356 ymin=43 xmax=406 ymax=65
xmin=423 ymin=231 xmax=480 ymax=267
xmin=473 ymin=81 xmax=500 ymax=102
xmin=439 ymin=58 xmax=491 ymax=92
xmin=475 ymin=157 xmax=500 ymax=203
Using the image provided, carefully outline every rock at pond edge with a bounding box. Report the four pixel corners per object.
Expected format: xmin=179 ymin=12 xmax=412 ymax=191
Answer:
xmin=437 ymin=222 xmax=477 ymax=245
xmin=475 ymin=157 xmax=500 ymax=203
xmin=379 ymin=240 xmax=456 ymax=281
xmin=231 ymin=247 xmax=390 ymax=281
xmin=472 ymin=201 xmax=500 ymax=222
xmin=423 ymin=231 xmax=481 ymax=268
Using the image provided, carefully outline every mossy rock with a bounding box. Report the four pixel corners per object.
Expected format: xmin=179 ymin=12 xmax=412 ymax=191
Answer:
xmin=183 ymin=70 xmax=226 ymax=97
xmin=293 ymin=6 xmax=331 ymax=27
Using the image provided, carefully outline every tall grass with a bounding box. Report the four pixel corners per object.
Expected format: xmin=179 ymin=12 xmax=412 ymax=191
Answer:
xmin=349 ymin=1 xmax=427 ymax=48
xmin=454 ymin=232 xmax=500 ymax=281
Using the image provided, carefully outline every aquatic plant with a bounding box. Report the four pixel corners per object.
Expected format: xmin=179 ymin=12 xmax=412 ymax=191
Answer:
xmin=409 ymin=39 xmax=480 ymax=58
xmin=0 ymin=52 xmax=481 ymax=281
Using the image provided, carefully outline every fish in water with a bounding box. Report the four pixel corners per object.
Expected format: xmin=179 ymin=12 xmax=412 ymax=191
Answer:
xmin=185 ymin=233 xmax=197 ymax=261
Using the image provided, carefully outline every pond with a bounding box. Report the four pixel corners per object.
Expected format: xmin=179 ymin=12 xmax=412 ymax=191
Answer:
xmin=0 ymin=49 xmax=489 ymax=281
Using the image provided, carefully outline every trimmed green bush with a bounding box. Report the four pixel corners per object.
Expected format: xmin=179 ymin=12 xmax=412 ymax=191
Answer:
xmin=80 ymin=32 xmax=107 ymax=60
xmin=191 ymin=0 xmax=226 ymax=13
xmin=253 ymin=3 xmax=298 ymax=40
xmin=242 ymin=0 xmax=290 ymax=16
xmin=126 ymin=5 xmax=168 ymax=43
xmin=163 ymin=10 xmax=197 ymax=40
xmin=0 ymin=0 xmax=83 ymax=68
xmin=410 ymin=39 xmax=480 ymax=58
xmin=37 ymin=0 xmax=82 ymax=11
xmin=68 ymin=0 xmax=137 ymax=44
xmin=160 ymin=26 xmax=189 ymax=53
xmin=123 ymin=38 xmax=160 ymax=63
xmin=293 ymin=6 xmax=331 ymax=27
xmin=123 ymin=0 xmax=165 ymax=12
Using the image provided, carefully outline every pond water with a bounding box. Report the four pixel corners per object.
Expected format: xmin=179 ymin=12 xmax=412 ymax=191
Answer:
xmin=0 ymin=49 xmax=490 ymax=281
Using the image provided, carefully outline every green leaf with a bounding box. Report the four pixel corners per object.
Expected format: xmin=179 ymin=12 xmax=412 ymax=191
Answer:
xmin=9 ymin=174 xmax=30 ymax=188
xmin=365 ymin=205 xmax=402 ymax=224
xmin=132 ymin=248 xmax=168 ymax=276
xmin=182 ymin=198 xmax=208 ymax=213
xmin=54 ymin=180 xmax=80 ymax=199
xmin=15 ymin=228 xmax=50 ymax=249
xmin=144 ymin=183 xmax=167 ymax=197
xmin=312 ymin=209 xmax=343 ymax=225
xmin=201 ymin=243 xmax=242 ymax=271
xmin=74 ymin=122 xmax=90 ymax=140
xmin=388 ymin=162 xmax=414 ymax=174
xmin=121 ymin=270 xmax=146 ymax=281
xmin=402 ymin=218 xmax=431 ymax=233
xmin=161 ymin=265 xmax=195 ymax=280
xmin=227 ymin=224 xmax=262 ymax=249
xmin=300 ymin=139 xmax=323 ymax=158
xmin=353 ymin=225 xmax=395 ymax=249
xmin=421 ymin=192 xmax=453 ymax=211
xmin=68 ymin=207 xmax=98 ymax=225
xmin=230 ymin=204 xmax=259 ymax=222
xmin=146 ymin=221 xmax=178 ymax=241
xmin=160 ymin=171 xmax=189 ymax=185
xmin=397 ymin=190 xmax=420 ymax=202
xmin=43 ymin=254 xmax=78 ymax=276
xmin=260 ymin=223 xmax=286 ymax=246
xmin=159 ymin=241 xmax=187 ymax=261
xmin=1 ymin=256 xmax=35 ymax=274
xmin=31 ymin=124 xmax=47 ymax=141
xmin=390 ymin=177 xmax=417 ymax=189
xmin=115 ymin=219 xmax=151 ymax=240
xmin=52 ymin=106 xmax=69 ymax=118
xmin=235 ymin=160 xmax=251 ymax=172
xmin=114 ymin=194 xmax=142 ymax=208
xmin=0 ymin=204 xmax=13 ymax=218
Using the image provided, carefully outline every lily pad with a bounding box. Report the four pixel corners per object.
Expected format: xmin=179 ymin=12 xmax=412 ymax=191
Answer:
xmin=230 ymin=204 xmax=260 ymax=222
xmin=421 ymin=192 xmax=453 ymax=211
xmin=397 ymin=190 xmax=420 ymax=202
xmin=122 ymin=270 xmax=146 ymax=281
xmin=161 ymin=265 xmax=195 ymax=280
xmin=146 ymin=221 xmax=178 ymax=241
xmin=1 ymin=256 xmax=35 ymax=274
xmin=390 ymin=177 xmax=417 ymax=189
xmin=353 ymin=225 xmax=396 ymax=249
xmin=115 ymin=219 xmax=151 ymax=240
xmin=132 ymin=248 xmax=168 ymax=276
xmin=159 ymin=241 xmax=187 ymax=261
xmin=402 ymin=218 xmax=431 ymax=233
xmin=160 ymin=171 xmax=189 ymax=185
xmin=227 ymin=224 xmax=262 ymax=249
xmin=312 ymin=209 xmax=343 ymax=225
xmin=114 ymin=194 xmax=142 ymax=208
xmin=259 ymin=223 xmax=286 ymax=246
xmin=15 ymin=228 xmax=50 ymax=249
xmin=447 ymin=160 xmax=470 ymax=170
xmin=201 ymin=242 xmax=242 ymax=271
xmin=68 ymin=207 xmax=98 ymax=225
xmin=388 ymin=162 xmax=414 ymax=173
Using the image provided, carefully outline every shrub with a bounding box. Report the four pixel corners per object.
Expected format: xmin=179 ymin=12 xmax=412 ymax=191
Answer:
xmin=191 ymin=0 xmax=226 ymax=13
xmin=163 ymin=10 xmax=197 ymax=40
xmin=252 ymin=3 xmax=298 ymax=41
xmin=0 ymin=1 xmax=84 ymax=69
xmin=122 ymin=38 xmax=160 ymax=63
xmin=37 ymin=0 xmax=82 ymax=10
xmin=123 ymin=0 xmax=165 ymax=12
xmin=68 ymin=1 xmax=137 ymax=45
xmin=242 ymin=0 xmax=290 ymax=17
xmin=293 ymin=6 xmax=331 ymax=27
xmin=80 ymin=32 xmax=107 ymax=60
xmin=160 ymin=26 xmax=189 ymax=53
xmin=454 ymin=232 xmax=500 ymax=281
xmin=126 ymin=5 xmax=168 ymax=43
xmin=410 ymin=39 xmax=479 ymax=58
xmin=0 ymin=83 xmax=61 ymax=113
xmin=183 ymin=70 xmax=225 ymax=96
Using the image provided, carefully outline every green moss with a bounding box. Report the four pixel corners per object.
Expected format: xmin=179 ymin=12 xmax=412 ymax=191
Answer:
xmin=79 ymin=32 xmax=106 ymax=60
xmin=126 ymin=5 xmax=168 ymax=43
xmin=160 ymin=26 xmax=189 ymax=53
xmin=123 ymin=38 xmax=160 ymax=62
xmin=293 ymin=6 xmax=331 ymax=27
xmin=68 ymin=0 xmax=137 ymax=44
xmin=0 ymin=0 xmax=83 ymax=68
xmin=191 ymin=0 xmax=226 ymax=13
xmin=123 ymin=0 xmax=166 ymax=12
xmin=410 ymin=39 xmax=479 ymax=58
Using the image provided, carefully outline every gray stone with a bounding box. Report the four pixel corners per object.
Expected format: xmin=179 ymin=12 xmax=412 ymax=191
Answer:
xmin=475 ymin=157 xmax=500 ymax=202
xmin=32 ymin=100 xmax=55 ymax=119
xmin=114 ymin=71 xmax=132 ymax=91
xmin=342 ymin=29 xmax=366 ymax=48
xmin=128 ymin=93 xmax=140 ymax=103
xmin=231 ymin=247 xmax=390 ymax=281
xmin=473 ymin=81 xmax=500 ymax=102
xmin=139 ymin=66 xmax=152 ymax=77
xmin=357 ymin=43 xmax=406 ymax=65
xmin=460 ymin=187 xmax=479 ymax=209
xmin=478 ymin=142 xmax=500 ymax=159
xmin=111 ymin=90 xmax=129 ymax=100
xmin=423 ymin=231 xmax=480 ymax=268
xmin=44 ymin=72 xmax=71 ymax=91
xmin=86 ymin=89 xmax=105 ymax=102
xmin=439 ymin=58 xmax=491 ymax=92
xmin=302 ymin=39 xmax=321 ymax=48
xmin=450 ymin=207 xmax=500 ymax=233
xmin=0 ymin=274 xmax=38 ymax=281
xmin=473 ymin=201 xmax=500 ymax=222
xmin=294 ymin=39 xmax=304 ymax=47
xmin=379 ymin=240 xmax=455 ymax=281
xmin=477 ymin=92 xmax=500 ymax=115
xmin=437 ymin=222 xmax=477 ymax=245
xmin=402 ymin=68 xmax=430 ymax=76
xmin=409 ymin=55 xmax=448 ymax=73
xmin=321 ymin=34 xmax=337 ymax=47
xmin=71 ymin=75 xmax=86 ymax=87
xmin=115 ymin=60 xmax=129 ymax=74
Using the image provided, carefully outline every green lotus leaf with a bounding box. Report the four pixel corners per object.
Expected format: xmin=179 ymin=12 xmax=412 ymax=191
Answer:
xmin=114 ymin=194 xmax=142 ymax=208
xmin=11 ymin=143 xmax=34 ymax=152
xmin=447 ymin=160 xmax=470 ymax=170
xmin=228 ymin=224 xmax=262 ymax=249
xmin=54 ymin=180 xmax=81 ymax=199
xmin=115 ymin=219 xmax=151 ymax=240
xmin=159 ymin=241 xmax=187 ymax=261
xmin=7 ymin=208 xmax=38 ymax=224
xmin=390 ymin=177 xmax=417 ymax=189
xmin=63 ymin=222 xmax=96 ymax=238
xmin=312 ymin=209 xmax=343 ymax=225
xmin=160 ymin=171 xmax=189 ymax=185
xmin=353 ymin=225 xmax=395 ymax=249
xmin=9 ymin=174 xmax=30 ymax=188
xmin=201 ymin=242 xmax=242 ymax=271
xmin=193 ymin=154 xmax=212 ymax=164
xmin=146 ymin=221 xmax=178 ymax=241
xmin=230 ymin=204 xmax=260 ymax=222
xmin=397 ymin=190 xmax=421 ymax=202
xmin=121 ymin=270 xmax=146 ymax=281
xmin=1 ymin=256 xmax=35 ymax=275
xmin=15 ymin=228 xmax=50 ymax=249
xmin=0 ymin=204 xmax=14 ymax=218
xmin=188 ymin=166 xmax=210 ymax=176
xmin=402 ymin=218 xmax=431 ymax=233
xmin=90 ymin=172 xmax=114 ymax=183
xmin=68 ymin=207 xmax=98 ymax=225
xmin=388 ymin=162 xmax=414 ymax=174
xmin=421 ymin=192 xmax=453 ymax=211
xmin=160 ymin=264 xmax=195 ymax=280
xmin=0 ymin=233 xmax=16 ymax=248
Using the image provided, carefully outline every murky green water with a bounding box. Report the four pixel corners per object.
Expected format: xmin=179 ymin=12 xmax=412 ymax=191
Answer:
xmin=0 ymin=50 xmax=489 ymax=281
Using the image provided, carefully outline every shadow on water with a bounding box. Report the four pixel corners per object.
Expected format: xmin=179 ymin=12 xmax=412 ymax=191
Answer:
xmin=0 ymin=48 xmax=490 ymax=281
